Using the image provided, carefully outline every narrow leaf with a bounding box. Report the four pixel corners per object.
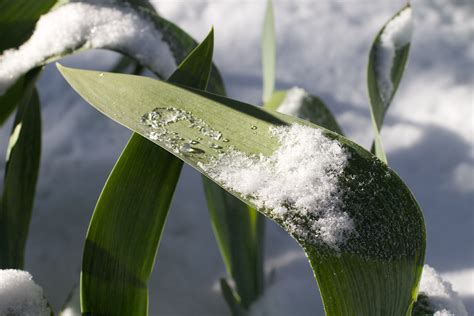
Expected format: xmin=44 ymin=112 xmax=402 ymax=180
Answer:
xmin=261 ymin=0 xmax=276 ymax=103
xmin=367 ymin=4 xmax=413 ymax=163
xmin=59 ymin=66 xmax=426 ymax=315
xmin=0 ymin=71 xmax=41 ymax=268
xmin=79 ymin=29 xmax=215 ymax=315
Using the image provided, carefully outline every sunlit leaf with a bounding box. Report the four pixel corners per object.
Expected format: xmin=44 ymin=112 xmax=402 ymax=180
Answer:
xmin=59 ymin=66 xmax=426 ymax=315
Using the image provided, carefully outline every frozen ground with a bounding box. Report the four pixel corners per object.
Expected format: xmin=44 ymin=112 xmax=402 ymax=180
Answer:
xmin=0 ymin=0 xmax=472 ymax=314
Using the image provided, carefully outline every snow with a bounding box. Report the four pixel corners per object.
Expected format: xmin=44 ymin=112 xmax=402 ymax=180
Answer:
xmin=201 ymin=124 xmax=352 ymax=249
xmin=0 ymin=0 xmax=471 ymax=315
xmin=375 ymin=6 xmax=414 ymax=105
xmin=0 ymin=269 xmax=51 ymax=316
xmin=276 ymin=87 xmax=308 ymax=117
xmin=0 ymin=0 xmax=176 ymax=95
xmin=419 ymin=264 xmax=468 ymax=315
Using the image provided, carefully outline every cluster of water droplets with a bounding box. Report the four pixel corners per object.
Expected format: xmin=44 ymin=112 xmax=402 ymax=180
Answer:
xmin=140 ymin=106 xmax=230 ymax=157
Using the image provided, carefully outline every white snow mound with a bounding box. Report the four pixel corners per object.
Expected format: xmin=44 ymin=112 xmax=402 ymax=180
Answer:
xmin=0 ymin=269 xmax=51 ymax=316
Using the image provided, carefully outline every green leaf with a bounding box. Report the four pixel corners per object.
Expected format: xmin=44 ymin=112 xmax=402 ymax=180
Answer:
xmin=261 ymin=0 xmax=276 ymax=103
xmin=367 ymin=4 xmax=412 ymax=163
xmin=79 ymin=29 xmax=214 ymax=315
xmin=264 ymin=89 xmax=344 ymax=135
xmin=58 ymin=66 xmax=426 ymax=315
xmin=0 ymin=70 xmax=42 ymax=268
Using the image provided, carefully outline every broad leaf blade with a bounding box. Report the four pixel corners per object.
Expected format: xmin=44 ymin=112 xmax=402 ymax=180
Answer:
xmin=367 ymin=4 xmax=412 ymax=163
xmin=261 ymin=0 xmax=276 ymax=103
xmin=58 ymin=66 xmax=426 ymax=315
xmin=79 ymin=30 xmax=215 ymax=315
xmin=0 ymin=71 xmax=41 ymax=268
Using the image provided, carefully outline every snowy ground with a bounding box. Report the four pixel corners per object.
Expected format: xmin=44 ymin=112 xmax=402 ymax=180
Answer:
xmin=0 ymin=0 xmax=472 ymax=314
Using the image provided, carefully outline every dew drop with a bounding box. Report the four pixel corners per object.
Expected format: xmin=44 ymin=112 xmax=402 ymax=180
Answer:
xmin=148 ymin=131 xmax=159 ymax=140
xmin=99 ymin=73 xmax=104 ymax=77
xmin=222 ymin=138 xmax=229 ymax=143
xmin=210 ymin=143 xmax=222 ymax=149
xmin=190 ymin=140 xmax=200 ymax=145
xmin=179 ymin=143 xmax=204 ymax=155
xmin=251 ymin=125 xmax=257 ymax=130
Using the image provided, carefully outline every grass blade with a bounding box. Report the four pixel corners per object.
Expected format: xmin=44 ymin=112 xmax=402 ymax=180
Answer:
xmin=0 ymin=70 xmax=41 ymax=268
xmin=58 ymin=66 xmax=426 ymax=315
xmin=367 ymin=4 xmax=413 ymax=163
xmin=79 ymin=29 xmax=215 ymax=315
xmin=261 ymin=0 xmax=276 ymax=103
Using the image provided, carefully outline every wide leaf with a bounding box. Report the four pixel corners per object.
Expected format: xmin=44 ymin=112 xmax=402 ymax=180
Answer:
xmin=58 ymin=66 xmax=426 ymax=315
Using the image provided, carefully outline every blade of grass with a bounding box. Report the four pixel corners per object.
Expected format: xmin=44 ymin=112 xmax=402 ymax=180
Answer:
xmin=261 ymin=0 xmax=276 ymax=103
xmin=367 ymin=4 xmax=413 ymax=163
xmin=0 ymin=69 xmax=42 ymax=268
xmin=58 ymin=65 xmax=426 ymax=315
xmin=79 ymin=29 xmax=215 ymax=315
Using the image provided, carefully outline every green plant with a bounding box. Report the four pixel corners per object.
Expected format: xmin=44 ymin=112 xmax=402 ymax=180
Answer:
xmin=1 ymin=1 xmax=459 ymax=315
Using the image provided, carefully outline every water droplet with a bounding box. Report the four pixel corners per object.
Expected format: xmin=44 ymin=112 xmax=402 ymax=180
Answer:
xmin=190 ymin=140 xmax=200 ymax=145
xmin=210 ymin=143 xmax=222 ymax=149
xmin=251 ymin=125 xmax=257 ymax=130
xmin=99 ymin=73 xmax=104 ymax=77
xmin=179 ymin=143 xmax=204 ymax=155
xmin=148 ymin=131 xmax=159 ymax=140
xmin=222 ymin=138 xmax=229 ymax=143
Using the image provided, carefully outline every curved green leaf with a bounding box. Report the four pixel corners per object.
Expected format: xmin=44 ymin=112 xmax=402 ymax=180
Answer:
xmin=367 ymin=4 xmax=412 ymax=163
xmin=79 ymin=30 xmax=215 ymax=315
xmin=0 ymin=70 xmax=42 ymax=268
xmin=58 ymin=66 xmax=426 ymax=315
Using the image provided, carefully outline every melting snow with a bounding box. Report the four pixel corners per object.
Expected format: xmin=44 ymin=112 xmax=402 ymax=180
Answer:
xmin=200 ymin=124 xmax=353 ymax=250
xmin=0 ymin=0 xmax=176 ymax=95
xmin=0 ymin=269 xmax=51 ymax=316
xmin=419 ymin=264 xmax=468 ymax=316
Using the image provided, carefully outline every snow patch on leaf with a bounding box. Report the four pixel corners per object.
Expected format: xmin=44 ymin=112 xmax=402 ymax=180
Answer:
xmin=0 ymin=0 xmax=176 ymax=95
xmin=200 ymin=124 xmax=353 ymax=250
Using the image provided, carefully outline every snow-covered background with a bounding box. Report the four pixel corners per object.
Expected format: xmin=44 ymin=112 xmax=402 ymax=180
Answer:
xmin=0 ymin=0 xmax=472 ymax=314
